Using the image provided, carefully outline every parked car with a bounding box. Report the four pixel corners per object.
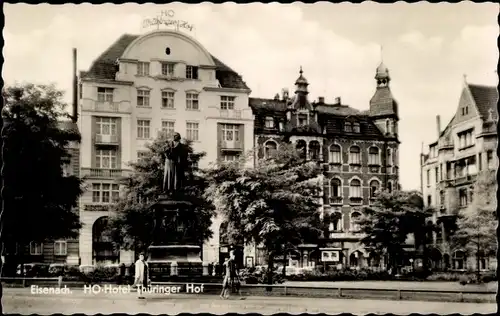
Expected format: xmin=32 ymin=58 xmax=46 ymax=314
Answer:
xmin=48 ymin=263 xmax=66 ymax=276
xmin=276 ymin=266 xmax=302 ymax=276
xmin=253 ymin=265 xmax=268 ymax=276
xmin=79 ymin=265 xmax=96 ymax=274
xmin=17 ymin=263 xmax=50 ymax=277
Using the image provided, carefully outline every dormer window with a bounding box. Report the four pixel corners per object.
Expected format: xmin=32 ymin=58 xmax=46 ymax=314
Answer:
xmin=186 ymin=65 xmax=199 ymax=79
xmin=137 ymin=62 xmax=150 ymax=76
xmin=353 ymin=122 xmax=360 ymax=133
xmin=298 ymin=114 xmax=308 ymax=126
xmin=265 ymin=117 xmax=275 ymax=128
xmin=344 ymin=122 xmax=352 ymax=132
xmin=462 ymin=106 xmax=469 ymax=116
xmin=161 ymin=63 xmax=175 ymax=76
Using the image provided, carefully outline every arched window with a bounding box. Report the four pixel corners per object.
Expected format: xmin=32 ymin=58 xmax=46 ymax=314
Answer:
xmin=92 ymin=216 xmax=118 ymax=264
xmin=353 ymin=122 xmax=360 ymax=133
xmin=329 ymin=145 xmax=341 ymax=164
xmin=296 ymin=140 xmax=307 ymax=159
xmin=350 ymin=179 xmax=361 ymax=198
xmin=328 ymin=212 xmax=342 ymax=234
xmin=349 ymin=146 xmax=361 ymax=165
xmin=330 ymin=178 xmax=341 ymax=198
xmin=368 ymin=147 xmax=380 ymax=165
xmin=452 ymin=250 xmax=466 ymax=270
xmin=309 ymin=141 xmax=321 ymax=160
xmin=344 ymin=122 xmax=352 ymax=132
xmin=350 ymin=212 xmax=361 ymax=231
xmin=370 ymin=180 xmax=380 ymax=198
xmin=264 ymin=141 xmax=277 ymax=158
xmin=387 ymin=148 xmax=392 ymax=166
xmin=219 ymin=222 xmax=229 ymax=245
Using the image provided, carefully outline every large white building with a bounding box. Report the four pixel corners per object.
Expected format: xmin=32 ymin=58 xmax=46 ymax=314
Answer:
xmin=77 ymin=30 xmax=254 ymax=266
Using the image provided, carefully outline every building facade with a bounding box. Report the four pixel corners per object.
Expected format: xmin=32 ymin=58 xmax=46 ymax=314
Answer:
xmin=249 ymin=64 xmax=400 ymax=269
xmin=420 ymin=80 xmax=498 ymax=271
xmin=77 ymin=30 xmax=254 ymax=266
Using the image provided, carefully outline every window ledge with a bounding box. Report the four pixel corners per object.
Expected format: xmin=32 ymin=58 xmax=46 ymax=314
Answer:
xmin=458 ymin=144 xmax=475 ymax=151
xmin=329 ymin=162 xmax=342 ymax=166
xmin=368 ymin=163 xmax=381 ymax=167
xmin=161 ymin=107 xmax=176 ymax=110
xmin=349 ymin=163 xmax=361 ymax=166
xmin=137 ymin=106 xmax=152 ymax=109
xmin=186 ymin=109 xmax=201 ymax=112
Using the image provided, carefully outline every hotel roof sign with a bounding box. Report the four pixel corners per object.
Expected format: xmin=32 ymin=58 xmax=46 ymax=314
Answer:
xmin=142 ymin=10 xmax=194 ymax=32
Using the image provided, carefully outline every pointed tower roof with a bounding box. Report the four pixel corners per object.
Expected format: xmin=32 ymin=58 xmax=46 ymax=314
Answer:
xmin=295 ymin=66 xmax=309 ymax=86
xmin=375 ymin=62 xmax=390 ymax=80
xmin=369 ymin=62 xmax=398 ymax=118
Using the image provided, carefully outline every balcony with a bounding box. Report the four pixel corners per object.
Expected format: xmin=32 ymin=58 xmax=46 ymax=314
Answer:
xmin=220 ymin=140 xmax=243 ymax=151
xmin=84 ymin=205 xmax=111 ymax=212
xmin=453 ymin=174 xmax=476 ymax=186
xmin=205 ymin=107 xmax=254 ymax=121
xmin=329 ymin=196 xmax=343 ymax=205
xmin=94 ymin=134 xmax=119 ymax=145
xmin=326 ymin=231 xmax=364 ymax=240
xmin=478 ymin=122 xmax=497 ymax=137
xmin=81 ymin=100 xmax=132 ymax=114
xmin=81 ymin=168 xmax=130 ymax=179
xmin=349 ymin=197 xmax=363 ymax=205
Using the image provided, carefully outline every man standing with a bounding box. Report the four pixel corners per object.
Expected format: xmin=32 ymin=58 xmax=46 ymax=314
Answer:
xmin=134 ymin=253 xmax=149 ymax=299
xmin=220 ymin=250 xmax=242 ymax=299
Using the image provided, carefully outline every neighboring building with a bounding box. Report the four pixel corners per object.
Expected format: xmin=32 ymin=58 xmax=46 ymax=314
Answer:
xmin=420 ymin=80 xmax=498 ymax=272
xmin=77 ymin=30 xmax=253 ymax=266
xmin=249 ymin=64 xmax=400 ymax=269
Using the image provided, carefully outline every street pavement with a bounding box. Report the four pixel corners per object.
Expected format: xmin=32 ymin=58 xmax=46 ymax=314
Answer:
xmin=3 ymin=288 xmax=497 ymax=315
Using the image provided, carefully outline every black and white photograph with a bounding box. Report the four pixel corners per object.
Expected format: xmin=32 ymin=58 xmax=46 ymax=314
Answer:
xmin=1 ymin=2 xmax=498 ymax=314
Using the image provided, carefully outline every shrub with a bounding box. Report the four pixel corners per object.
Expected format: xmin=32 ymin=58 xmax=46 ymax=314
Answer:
xmin=241 ymin=268 xmax=285 ymax=284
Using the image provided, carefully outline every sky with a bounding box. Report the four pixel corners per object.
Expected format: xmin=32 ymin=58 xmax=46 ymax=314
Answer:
xmin=3 ymin=2 xmax=498 ymax=191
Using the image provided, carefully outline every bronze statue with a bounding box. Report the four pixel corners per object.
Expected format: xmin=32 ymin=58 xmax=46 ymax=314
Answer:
xmin=162 ymin=132 xmax=188 ymax=195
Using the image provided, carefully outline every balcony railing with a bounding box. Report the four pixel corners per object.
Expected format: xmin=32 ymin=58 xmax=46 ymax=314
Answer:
xmin=220 ymin=140 xmax=243 ymax=150
xmin=94 ymin=134 xmax=119 ymax=145
xmin=205 ymin=107 xmax=253 ymax=120
xmin=349 ymin=197 xmax=363 ymax=205
xmin=329 ymin=196 xmax=343 ymax=205
xmin=81 ymin=168 xmax=129 ymax=179
xmin=81 ymin=100 xmax=132 ymax=113
xmin=454 ymin=174 xmax=476 ymax=186
xmin=84 ymin=205 xmax=111 ymax=212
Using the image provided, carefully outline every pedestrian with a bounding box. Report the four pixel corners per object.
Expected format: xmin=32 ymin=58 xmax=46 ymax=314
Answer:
xmin=220 ymin=257 xmax=230 ymax=299
xmin=134 ymin=253 xmax=150 ymax=299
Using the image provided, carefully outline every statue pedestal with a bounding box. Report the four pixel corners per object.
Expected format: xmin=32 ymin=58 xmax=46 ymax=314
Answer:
xmin=147 ymin=195 xmax=203 ymax=280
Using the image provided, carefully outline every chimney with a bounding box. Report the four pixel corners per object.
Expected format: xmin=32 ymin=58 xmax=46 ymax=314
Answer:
xmin=274 ymin=93 xmax=280 ymax=100
xmin=72 ymin=48 xmax=78 ymax=123
xmin=335 ymin=97 xmax=341 ymax=105
xmin=282 ymin=88 xmax=289 ymax=101
xmin=318 ymin=96 xmax=325 ymax=104
xmin=436 ymin=115 xmax=441 ymax=137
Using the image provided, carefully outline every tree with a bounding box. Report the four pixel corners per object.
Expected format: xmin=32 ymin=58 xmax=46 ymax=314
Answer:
xmin=1 ymin=84 xmax=82 ymax=275
xmin=357 ymin=190 xmax=433 ymax=274
xmin=107 ymin=133 xmax=214 ymax=255
xmin=204 ymin=144 xmax=323 ymax=285
xmin=451 ymin=170 xmax=497 ymax=281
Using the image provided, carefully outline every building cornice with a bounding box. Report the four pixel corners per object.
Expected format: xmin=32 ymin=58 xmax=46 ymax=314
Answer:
xmin=203 ymin=86 xmax=252 ymax=94
xmin=80 ymin=78 xmax=134 ymax=86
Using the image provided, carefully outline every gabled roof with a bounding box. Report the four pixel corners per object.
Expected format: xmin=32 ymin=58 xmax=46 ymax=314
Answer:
xmin=81 ymin=34 xmax=249 ymax=90
xmin=468 ymin=84 xmax=498 ymax=120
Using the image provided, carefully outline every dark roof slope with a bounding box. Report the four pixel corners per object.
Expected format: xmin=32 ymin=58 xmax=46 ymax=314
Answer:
xmin=468 ymin=84 xmax=498 ymax=120
xmin=369 ymin=87 xmax=398 ymax=117
xmin=58 ymin=120 xmax=79 ymax=133
xmin=81 ymin=34 xmax=249 ymax=90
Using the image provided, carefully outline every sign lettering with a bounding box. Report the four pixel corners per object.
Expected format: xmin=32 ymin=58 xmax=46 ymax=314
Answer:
xmin=142 ymin=10 xmax=194 ymax=32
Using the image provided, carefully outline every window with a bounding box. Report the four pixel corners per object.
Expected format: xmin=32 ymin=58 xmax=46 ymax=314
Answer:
xmin=329 ymin=145 xmax=341 ymax=164
xmin=368 ymin=147 xmax=380 ymax=165
xmin=220 ymin=96 xmax=235 ymax=110
xmin=30 ymin=242 xmax=43 ymax=255
xmin=265 ymin=117 xmax=275 ymax=128
xmin=478 ymin=153 xmax=482 ymax=171
xmin=97 ymin=87 xmax=114 ymax=103
xmin=137 ymin=62 xmax=150 ymax=76
xmin=264 ymin=141 xmax=277 ymax=158
xmin=137 ymin=120 xmax=150 ymax=139
xmin=435 ymin=167 xmax=439 ymax=183
xmin=387 ymin=149 xmax=392 ymax=166
xmin=221 ymin=124 xmax=240 ymax=142
xmin=458 ymin=129 xmax=475 ymax=149
xmin=330 ymin=178 xmax=341 ymax=198
xmin=344 ymin=122 xmax=352 ymax=132
xmin=487 ymin=150 xmax=494 ymax=169
xmin=349 ymin=179 xmax=361 ymax=198
xmin=92 ymin=183 xmax=120 ymax=204
xmin=137 ymin=89 xmax=150 ymax=107
xmin=453 ymin=250 xmax=466 ymax=270
xmin=161 ymin=63 xmax=175 ymax=76
xmin=137 ymin=151 xmax=148 ymax=161
xmin=161 ymin=120 xmax=175 ymax=138
xmin=388 ymin=181 xmax=393 ymax=193
xmin=370 ymin=180 xmax=380 ymax=198
xmin=186 ymin=93 xmax=199 ymax=110
xmin=185 ymin=65 xmax=198 ymax=79
xmin=350 ymin=212 xmax=361 ymax=231
xmin=222 ymin=152 xmax=239 ymax=162
xmin=459 ymin=188 xmax=468 ymax=207
xmin=96 ymin=117 xmax=117 ymax=136
xmin=161 ymin=91 xmax=175 ymax=109
xmin=440 ymin=191 xmax=445 ymax=206
xmin=353 ymin=123 xmax=360 ymax=133
xmin=186 ymin=122 xmax=199 ymax=141
xmin=54 ymin=241 xmax=67 ymax=256
xmin=328 ymin=213 xmax=342 ymax=233
xmin=298 ymin=114 xmax=308 ymax=126
xmin=426 ymin=169 xmax=430 ymax=185
xmin=96 ymin=149 xmax=117 ymax=169
xmin=308 ymin=141 xmax=321 ymax=160
xmin=349 ymin=146 xmax=361 ymax=165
